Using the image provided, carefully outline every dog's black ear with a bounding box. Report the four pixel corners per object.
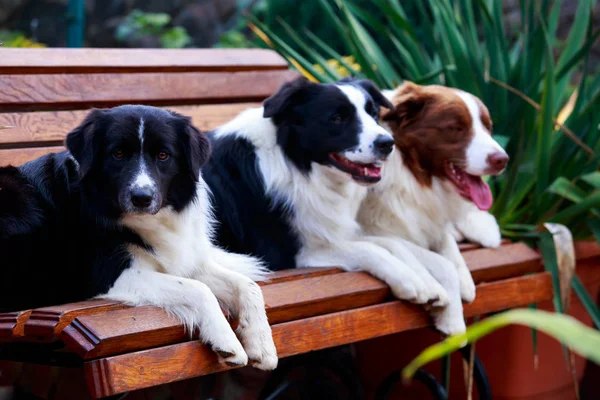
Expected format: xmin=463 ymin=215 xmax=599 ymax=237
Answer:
xmin=342 ymin=78 xmax=394 ymax=110
xmin=170 ymin=112 xmax=211 ymax=181
xmin=263 ymin=77 xmax=313 ymax=119
xmin=65 ymin=109 xmax=106 ymax=177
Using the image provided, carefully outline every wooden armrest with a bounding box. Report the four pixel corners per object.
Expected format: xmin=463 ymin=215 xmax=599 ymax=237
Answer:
xmin=84 ymin=272 xmax=553 ymax=398
xmin=15 ymin=267 xmax=339 ymax=343
xmin=62 ymin=271 xmax=389 ymax=359
xmin=465 ymin=242 xmax=541 ymax=282
xmin=0 ymin=310 xmax=32 ymax=340
xmin=61 ymin=243 xmax=541 ymax=360
xmin=7 ymin=242 xmax=539 ymax=345
xmin=458 ymin=238 xmax=510 ymax=252
xmin=24 ymin=300 xmax=128 ymax=342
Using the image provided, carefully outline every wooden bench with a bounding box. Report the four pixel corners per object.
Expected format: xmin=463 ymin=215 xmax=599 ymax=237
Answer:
xmin=0 ymin=48 xmax=567 ymax=398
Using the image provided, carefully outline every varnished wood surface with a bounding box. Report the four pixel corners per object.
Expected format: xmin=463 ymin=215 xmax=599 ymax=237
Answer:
xmin=0 ymin=48 xmax=289 ymax=74
xmin=23 ymin=300 xmax=128 ymax=343
xmin=0 ymin=103 xmax=260 ymax=147
xmin=465 ymin=242 xmax=541 ymax=282
xmin=83 ymin=272 xmax=553 ymax=398
xmin=62 ymin=271 xmax=390 ymax=359
xmin=0 ymin=70 xmax=299 ymax=112
xmin=60 ymin=243 xmax=540 ymax=359
xmin=0 ymin=310 xmax=31 ymax=339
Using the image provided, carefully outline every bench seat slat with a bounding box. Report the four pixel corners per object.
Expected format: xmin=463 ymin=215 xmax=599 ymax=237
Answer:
xmin=3 ymin=267 xmax=343 ymax=343
xmin=60 ymin=242 xmax=540 ymax=360
xmin=84 ymin=272 xmax=553 ymax=398
xmin=463 ymin=242 xmax=541 ymax=282
xmin=0 ymin=311 xmax=32 ymax=339
xmin=0 ymin=70 xmax=299 ymax=111
xmin=0 ymin=48 xmax=289 ymax=74
xmin=62 ymin=271 xmax=390 ymax=360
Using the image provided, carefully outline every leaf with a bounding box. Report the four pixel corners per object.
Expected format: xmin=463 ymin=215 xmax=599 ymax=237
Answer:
xmin=572 ymin=273 xmax=600 ymax=330
xmin=402 ymin=309 xmax=600 ymax=381
xmin=535 ymin=20 xmax=556 ymax=207
xmin=538 ymin=232 xmax=564 ymax=314
xmin=551 ymin=191 xmax=600 ymax=226
xmin=580 ymin=172 xmax=600 ymax=189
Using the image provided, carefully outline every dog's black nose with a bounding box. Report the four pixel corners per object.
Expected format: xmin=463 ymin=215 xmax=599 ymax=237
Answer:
xmin=373 ymin=135 xmax=395 ymax=156
xmin=131 ymin=188 xmax=154 ymax=208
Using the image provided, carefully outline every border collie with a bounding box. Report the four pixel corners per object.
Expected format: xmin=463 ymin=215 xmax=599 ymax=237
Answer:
xmin=204 ymin=77 xmax=466 ymax=334
xmin=359 ymin=82 xmax=508 ymax=303
xmin=0 ymin=105 xmax=277 ymax=369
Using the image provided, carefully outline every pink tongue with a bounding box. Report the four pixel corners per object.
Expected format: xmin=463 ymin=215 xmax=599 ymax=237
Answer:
xmin=464 ymin=174 xmax=493 ymax=211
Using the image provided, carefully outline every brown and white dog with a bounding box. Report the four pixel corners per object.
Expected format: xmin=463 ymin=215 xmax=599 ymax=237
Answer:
xmin=358 ymin=82 xmax=508 ymax=303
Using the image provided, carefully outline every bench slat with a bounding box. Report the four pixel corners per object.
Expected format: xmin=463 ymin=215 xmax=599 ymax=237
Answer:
xmin=0 ymin=103 xmax=261 ymax=147
xmin=463 ymin=242 xmax=541 ymax=282
xmin=61 ymin=243 xmax=541 ymax=360
xmin=12 ymin=267 xmax=343 ymax=343
xmin=0 ymin=310 xmax=32 ymax=339
xmin=0 ymin=146 xmax=64 ymax=167
xmin=0 ymin=103 xmax=260 ymax=147
xmin=23 ymin=300 xmax=128 ymax=343
xmin=62 ymin=271 xmax=390 ymax=359
xmin=84 ymin=272 xmax=553 ymax=398
xmin=0 ymin=48 xmax=288 ymax=74
xmin=0 ymin=70 xmax=299 ymax=112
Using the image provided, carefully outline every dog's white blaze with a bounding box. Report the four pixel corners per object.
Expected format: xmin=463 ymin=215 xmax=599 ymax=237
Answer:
xmin=138 ymin=117 xmax=145 ymax=146
xmin=132 ymin=162 xmax=155 ymax=188
xmin=455 ymin=91 xmax=506 ymax=175
xmin=130 ymin=117 xmax=157 ymax=190
xmin=336 ymin=85 xmax=392 ymax=164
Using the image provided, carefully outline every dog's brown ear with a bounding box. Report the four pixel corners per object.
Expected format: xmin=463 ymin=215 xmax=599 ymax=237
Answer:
xmin=381 ymin=81 xmax=426 ymax=127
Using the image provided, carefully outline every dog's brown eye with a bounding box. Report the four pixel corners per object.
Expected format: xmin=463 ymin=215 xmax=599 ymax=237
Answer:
xmin=113 ymin=150 xmax=124 ymax=160
xmin=332 ymin=114 xmax=343 ymax=123
xmin=157 ymin=151 xmax=170 ymax=161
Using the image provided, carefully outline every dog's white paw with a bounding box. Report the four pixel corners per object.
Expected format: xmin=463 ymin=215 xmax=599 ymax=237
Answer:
xmin=211 ymin=333 xmax=248 ymax=367
xmin=433 ymin=311 xmax=467 ymax=336
xmin=239 ymin=323 xmax=279 ymax=371
xmin=389 ymin=278 xmax=421 ymax=303
xmin=459 ymin=270 xmax=476 ymax=303
xmin=477 ymin=228 xmax=501 ymax=248
xmin=214 ymin=345 xmax=248 ymax=367
xmin=416 ymin=274 xmax=450 ymax=307
xmin=459 ymin=211 xmax=501 ymax=248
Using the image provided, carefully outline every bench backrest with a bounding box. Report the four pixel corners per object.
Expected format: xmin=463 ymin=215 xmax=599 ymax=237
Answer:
xmin=0 ymin=48 xmax=299 ymax=167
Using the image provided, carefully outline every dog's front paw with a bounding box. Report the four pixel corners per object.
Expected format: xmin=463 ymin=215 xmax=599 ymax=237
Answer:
xmin=211 ymin=333 xmax=248 ymax=367
xmin=239 ymin=323 xmax=279 ymax=371
xmin=389 ymin=274 xmax=428 ymax=304
xmin=458 ymin=269 xmax=476 ymax=303
xmin=459 ymin=211 xmax=501 ymax=248
xmin=432 ymin=308 xmax=466 ymax=336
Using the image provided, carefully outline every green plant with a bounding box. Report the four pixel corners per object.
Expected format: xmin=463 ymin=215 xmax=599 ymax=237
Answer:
xmin=0 ymin=30 xmax=45 ymax=48
xmin=402 ymin=308 xmax=600 ymax=380
xmin=115 ymin=10 xmax=191 ymax=48
xmin=250 ymin=0 xmax=600 ymax=325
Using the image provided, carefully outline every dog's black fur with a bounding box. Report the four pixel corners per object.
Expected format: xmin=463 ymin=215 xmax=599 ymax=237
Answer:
xmin=204 ymin=77 xmax=392 ymax=271
xmin=0 ymin=105 xmax=209 ymax=312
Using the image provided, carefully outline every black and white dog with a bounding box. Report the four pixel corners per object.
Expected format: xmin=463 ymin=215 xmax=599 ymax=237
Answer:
xmin=205 ymin=77 xmax=465 ymax=334
xmin=0 ymin=105 xmax=277 ymax=369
